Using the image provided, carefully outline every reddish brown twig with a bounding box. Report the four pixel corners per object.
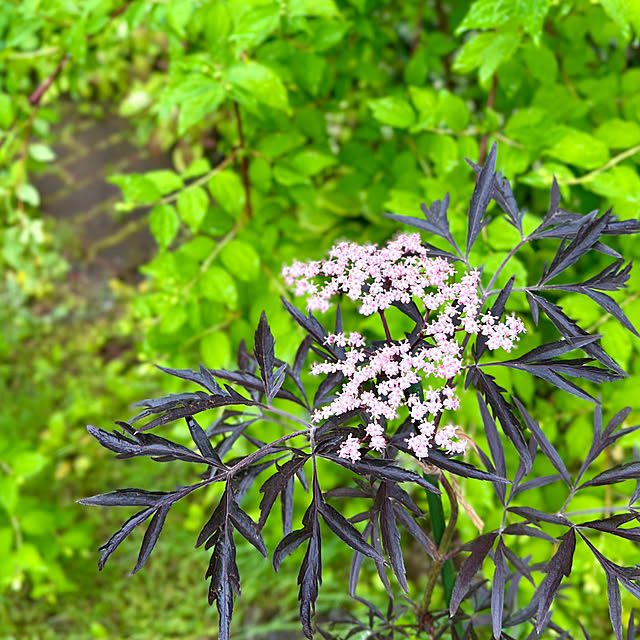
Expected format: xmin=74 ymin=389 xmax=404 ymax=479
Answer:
xmin=478 ymin=74 xmax=498 ymax=167
xmin=233 ymin=102 xmax=252 ymax=219
xmin=434 ymin=0 xmax=454 ymax=89
xmin=410 ymin=0 xmax=425 ymax=56
xmin=28 ymin=54 xmax=71 ymax=106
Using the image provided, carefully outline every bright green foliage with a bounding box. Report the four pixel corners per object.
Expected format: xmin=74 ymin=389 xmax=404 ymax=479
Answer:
xmin=1 ymin=0 xmax=640 ymax=636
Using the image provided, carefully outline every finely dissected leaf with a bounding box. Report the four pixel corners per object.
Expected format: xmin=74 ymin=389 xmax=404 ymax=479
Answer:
xmin=254 ymin=311 xmax=278 ymax=403
xmin=281 ymin=298 xmax=342 ymax=359
xmin=207 ymin=525 xmax=240 ymax=640
xmin=536 ymin=529 xmax=576 ymax=631
xmin=86 ymin=424 xmax=208 ymax=464
xmin=313 ymin=371 xmax=345 ymax=410
xmin=501 ymin=543 xmax=535 ymax=585
xmin=317 ymin=501 xmax=384 ymax=564
xmin=281 ymin=474 xmax=295 ymax=535
xmin=514 ymin=398 xmax=571 ymax=486
xmin=384 ymin=192 xmax=458 ymax=251
xmin=209 ymin=368 xmax=305 ymax=406
xmin=539 ymin=210 xmax=611 ymax=285
xmin=392 ymin=503 xmax=438 ymax=559
xmin=375 ymin=483 xmax=408 ymax=593
xmin=229 ymin=501 xmax=267 ymax=557
xmin=506 ymin=335 xmax=602 ymax=364
xmin=466 ymin=141 xmax=497 ymax=255
xmin=450 ymin=531 xmax=498 ymax=615
xmin=475 ymin=370 xmax=531 ymax=475
xmin=579 ymin=462 xmax=640 ymax=489
xmin=502 ymin=523 xmax=559 ymax=544
xmin=492 ymin=540 xmax=507 ymax=639
xmin=186 ymin=416 xmax=223 ymax=465
xmin=273 ymin=527 xmax=311 ymax=572
xmin=298 ymin=513 xmax=322 ymax=638
xmin=426 ymin=447 xmax=510 ymax=484
xmin=78 ymin=489 xmax=173 ymax=507
xmin=156 ymin=364 xmax=228 ymax=395
xmin=607 ymin=570 xmax=624 ymax=640
xmin=513 ymin=474 xmax=562 ymax=497
xmin=528 ymin=293 xmax=626 ymax=377
xmin=578 ymin=513 xmax=640 ymax=544
xmin=508 ymin=506 xmax=572 ymax=527
xmin=97 ymin=507 xmax=155 ymax=570
xmin=325 ymin=454 xmax=441 ymax=493
xmin=477 ymin=393 xmax=506 ymax=503
xmin=258 ymin=456 xmax=309 ymax=531
xmin=132 ymin=504 xmax=171 ymax=574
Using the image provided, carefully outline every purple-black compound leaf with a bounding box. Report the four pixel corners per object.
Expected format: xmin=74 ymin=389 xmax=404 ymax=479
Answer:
xmin=273 ymin=527 xmax=311 ymax=572
xmin=313 ymin=370 xmax=345 ymax=410
xmin=501 ymin=543 xmax=535 ymax=585
xmin=210 ymin=368 xmax=305 ymax=406
xmin=491 ymin=540 xmax=507 ymax=639
xmin=298 ymin=520 xmax=322 ymax=639
xmin=502 ymin=523 xmax=559 ymax=544
xmin=318 ymin=501 xmax=384 ymax=564
xmin=324 ymin=454 xmax=441 ymax=494
xmin=254 ymin=311 xmax=278 ymax=403
xmin=132 ymin=503 xmax=171 ymax=574
xmin=466 ymin=141 xmax=497 ymax=255
xmin=392 ymin=503 xmax=438 ymax=559
xmin=78 ymin=488 xmax=173 ymax=508
xmin=450 ymin=531 xmax=499 ymax=616
xmin=578 ymin=512 xmax=640 ymax=544
xmin=507 ymin=506 xmax=572 ymax=528
xmin=376 ymin=484 xmax=408 ymax=593
xmin=206 ymin=525 xmax=240 ymax=640
xmin=513 ymin=475 xmax=562 ymax=497
xmin=514 ymin=397 xmax=571 ymax=487
xmin=281 ymin=474 xmax=295 ymax=536
xmin=185 ymin=416 xmax=223 ymax=465
xmin=258 ymin=456 xmax=310 ymax=532
xmin=229 ymin=500 xmax=267 ymax=557
xmin=579 ymin=462 xmax=640 ymax=489
xmin=535 ymin=529 xmax=576 ymax=632
xmin=155 ymin=364 xmax=228 ymax=396
xmin=97 ymin=507 xmax=155 ymax=570
xmin=477 ymin=393 xmax=506 ymax=502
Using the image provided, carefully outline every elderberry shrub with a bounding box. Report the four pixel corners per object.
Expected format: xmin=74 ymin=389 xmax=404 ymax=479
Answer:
xmin=80 ymin=145 xmax=640 ymax=639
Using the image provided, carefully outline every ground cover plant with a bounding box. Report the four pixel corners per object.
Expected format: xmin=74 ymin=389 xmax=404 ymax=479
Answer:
xmin=81 ymin=146 xmax=640 ymax=639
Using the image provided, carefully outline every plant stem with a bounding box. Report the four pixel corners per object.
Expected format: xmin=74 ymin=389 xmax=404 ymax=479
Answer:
xmin=560 ymin=143 xmax=640 ymax=186
xmin=379 ymin=309 xmax=393 ymax=343
xmin=477 ymin=74 xmax=498 ymax=168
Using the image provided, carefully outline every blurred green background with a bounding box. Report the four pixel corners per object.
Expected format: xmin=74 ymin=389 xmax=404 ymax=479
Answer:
xmin=1 ymin=0 xmax=639 ymax=637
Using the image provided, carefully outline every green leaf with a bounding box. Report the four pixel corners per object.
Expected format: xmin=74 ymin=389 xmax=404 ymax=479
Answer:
xmin=198 ymin=266 xmax=238 ymax=309
xmin=516 ymin=0 xmax=551 ymax=43
xmin=257 ymin=131 xmax=306 ymax=158
xmin=521 ymin=162 xmax=574 ymax=198
xmin=594 ymin=119 xmax=640 ymax=149
xmin=227 ymin=61 xmax=290 ymax=113
xmin=177 ymin=80 xmax=226 ymax=135
xmin=219 ymin=240 xmax=260 ymax=282
xmin=453 ymin=31 xmax=521 ymax=85
xmin=288 ymin=0 xmax=342 ymax=18
xmin=145 ymin=170 xmax=183 ymax=196
xmin=248 ymin=157 xmax=272 ymax=192
xmin=291 ymin=150 xmax=337 ymax=176
xmin=149 ymin=204 xmax=180 ymax=248
xmin=208 ymin=170 xmax=246 ymax=218
xmin=17 ymin=183 xmax=40 ymax=207
xmin=110 ymin=174 xmax=161 ymax=203
xmin=599 ymin=0 xmax=633 ymax=39
xmin=12 ymin=452 xmax=47 ymax=479
xmin=28 ymin=144 xmax=56 ymax=163
xmin=273 ymin=163 xmax=310 ymax=186
xmin=586 ymin=166 xmax=640 ymax=203
xmin=409 ymin=86 xmax=438 ymax=131
xmin=230 ymin=4 xmax=280 ymax=52
xmin=200 ymin=330 xmax=232 ymax=368
xmin=545 ymin=128 xmax=610 ymax=170
xmin=177 ymin=186 xmax=209 ymax=233
xmin=437 ymin=91 xmax=470 ymax=131
xmin=368 ymin=96 xmax=416 ymax=128
xmin=0 ymin=93 xmax=15 ymax=129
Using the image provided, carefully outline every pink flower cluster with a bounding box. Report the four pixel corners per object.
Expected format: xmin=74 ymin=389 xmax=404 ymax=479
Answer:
xmin=283 ymin=233 xmax=526 ymax=462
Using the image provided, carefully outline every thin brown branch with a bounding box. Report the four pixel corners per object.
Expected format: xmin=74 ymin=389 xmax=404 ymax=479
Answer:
xmin=28 ymin=54 xmax=71 ymax=106
xmin=233 ymin=102 xmax=252 ymax=219
xmin=410 ymin=0 xmax=425 ymax=56
xmin=434 ymin=0 xmax=453 ymax=89
xmin=478 ymin=73 xmax=498 ymax=168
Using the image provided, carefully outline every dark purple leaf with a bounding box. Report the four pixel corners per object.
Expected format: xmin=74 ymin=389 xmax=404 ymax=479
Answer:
xmin=392 ymin=504 xmax=438 ymax=559
xmin=132 ymin=503 xmax=170 ymax=574
xmin=78 ymin=489 xmax=172 ymax=508
xmin=514 ymin=398 xmax=571 ymax=486
xmin=474 ymin=276 xmax=515 ymax=361
xmin=281 ymin=475 xmax=294 ymax=536
xmin=298 ymin=521 xmax=322 ymax=639
xmin=427 ymin=447 xmax=510 ymax=484
xmin=450 ymin=531 xmax=498 ymax=615
xmin=210 ymin=368 xmax=305 ymax=406
xmin=513 ymin=475 xmax=561 ymax=497
xmin=477 ymin=393 xmax=506 ymax=502
xmin=536 ymin=529 xmax=576 ymax=630
xmin=273 ymin=527 xmax=311 ymax=572
xmin=508 ymin=507 xmax=572 ymax=527
xmin=466 ymin=141 xmax=497 ymax=255
xmin=501 ymin=543 xmax=535 ymax=585
xmin=580 ymin=462 xmax=640 ymax=489
xmin=313 ymin=371 xmax=345 ymax=410
xmin=376 ymin=484 xmax=408 ymax=593
xmin=97 ymin=507 xmax=155 ymax=570
xmin=229 ymin=501 xmax=267 ymax=557
xmin=318 ymin=501 xmax=383 ymax=564
xmin=492 ymin=541 xmax=507 ymax=639
xmin=186 ymin=416 xmax=223 ymax=465
xmin=155 ymin=364 xmax=227 ymax=395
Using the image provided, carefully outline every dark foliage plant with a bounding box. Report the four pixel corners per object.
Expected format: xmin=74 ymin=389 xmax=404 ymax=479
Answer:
xmin=80 ymin=146 xmax=640 ymax=639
